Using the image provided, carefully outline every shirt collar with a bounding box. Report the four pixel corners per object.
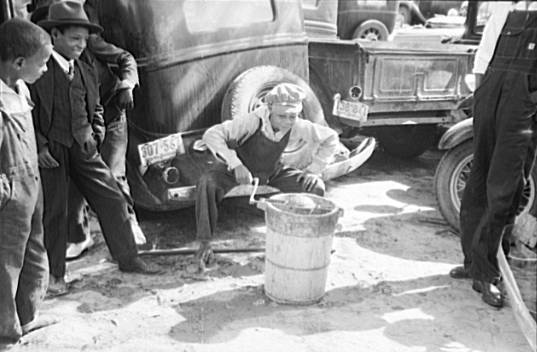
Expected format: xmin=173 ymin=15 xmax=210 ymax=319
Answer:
xmin=0 ymin=78 xmax=32 ymax=115
xmin=52 ymin=50 xmax=74 ymax=74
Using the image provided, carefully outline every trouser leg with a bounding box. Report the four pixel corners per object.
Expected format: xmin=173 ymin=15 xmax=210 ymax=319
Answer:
xmin=67 ymin=183 xmax=90 ymax=244
xmin=15 ymin=188 xmax=49 ymax=327
xmin=0 ymin=174 xmax=47 ymax=342
xmin=68 ymin=141 xmax=137 ymax=263
xmin=469 ymin=73 xmax=537 ymax=282
xmin=40 ymin=142 xmax=70 ymax=278
xmin=268 ymin=167 xmax=326 ymax=196
xmin=195 ymin=163 xmax=237 ymax=241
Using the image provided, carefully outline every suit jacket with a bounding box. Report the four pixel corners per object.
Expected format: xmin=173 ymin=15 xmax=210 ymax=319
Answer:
xmin=30 ymin=57 xmax=105 ymax=151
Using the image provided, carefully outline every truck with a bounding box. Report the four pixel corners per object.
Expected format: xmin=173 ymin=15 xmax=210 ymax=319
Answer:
xmin=303 ymin=0 xmax=475 ymax=158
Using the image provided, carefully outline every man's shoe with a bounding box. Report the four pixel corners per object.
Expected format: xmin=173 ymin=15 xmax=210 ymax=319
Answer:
xmin=21 ymin=315 xmax=59 ymax=335
xmin=472 ymin=280 xmax=504 ymax=308
xmin=449 ymin=266 xmax=471 ymax=279
xmin=65 ymin=236 xmax=94 ymax=260
xmin=118 ymin=257 xmax=162 ymax=275
xmin=46 ymin=276 xmax=70 ymax=298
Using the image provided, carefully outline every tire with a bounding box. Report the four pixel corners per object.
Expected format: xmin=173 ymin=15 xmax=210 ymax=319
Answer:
xmin=434 ymin=140 xmax=473 ymax=231
xmin=434 ymin=140 xmax=537 ymax=231
xmin=221 ymin=65 xmax=325 ymax=126
xmin=352 ymin=20 xmax=389 ymax=41
xmin=376 ymin=125 xmax=437 ymax=158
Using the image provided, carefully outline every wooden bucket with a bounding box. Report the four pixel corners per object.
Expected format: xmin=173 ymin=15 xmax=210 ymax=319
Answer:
xmin=258 ymin=193 xmax=343 ymax=305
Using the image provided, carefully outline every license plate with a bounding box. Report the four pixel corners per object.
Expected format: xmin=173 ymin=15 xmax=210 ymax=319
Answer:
xmin=333 ymin=97 xmax=369 ymax=122
xmin=138 ymin=133 xmax=185 ymax=169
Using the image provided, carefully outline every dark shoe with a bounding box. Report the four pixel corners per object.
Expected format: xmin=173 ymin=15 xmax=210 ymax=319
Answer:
xmin=472 ymin=280 xmax=504 ymax=308
xmin=46 ymin=276 xmax=70 ymax=298
xmin=449 ymin=266 xmax=471 ymax=279
xmin=118 ymin=256 xmax=162 ymax=275
xmin=21 ymin=315 xmax=59 ymax=335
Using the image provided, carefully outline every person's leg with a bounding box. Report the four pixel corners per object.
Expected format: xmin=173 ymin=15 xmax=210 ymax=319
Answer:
xmin=268 ymin=167 xmax=326 ymax=196
xmin=68 ymin=141 xmax=138 ymax=264
xmin=470 ymin=74 xmax=537 ymax=283
xmin=195 ymin=163 xmax=237 ymax=241
xmin=458 ymin=72 xmax=503 ymax=273
xmin=65 ymin=183 xmax=93 ymax=259
xmin=100 ymin=106 xmax=145 ymax=244
xmin=0 ymin=172 xmax=47 ymax=342
xmin=39 ymin=142 xmax=70 ymax=284
xmin=16 ymin=188 xmax=55 ymax=332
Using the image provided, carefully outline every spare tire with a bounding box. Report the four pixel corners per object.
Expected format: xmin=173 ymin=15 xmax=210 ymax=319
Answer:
xmin=221 ymin=65 xmax=326 ymax=126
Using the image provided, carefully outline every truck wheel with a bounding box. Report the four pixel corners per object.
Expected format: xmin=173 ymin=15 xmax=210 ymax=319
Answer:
xmin=434 ymin=140 xmax=537 ymax=232
xmin=352 ymin=20 xmax=389 ymax=41
xmin=377 ymin=125 xmax=436 ymax=158
xmin=434 ymin=140 xmax=473 ymax=231
xmin=221 ymin=65 xmax=325 ymax=125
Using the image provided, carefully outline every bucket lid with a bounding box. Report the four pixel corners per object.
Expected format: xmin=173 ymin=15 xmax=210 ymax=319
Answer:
xmin=268 ymin=193 xmax=337 ymax=216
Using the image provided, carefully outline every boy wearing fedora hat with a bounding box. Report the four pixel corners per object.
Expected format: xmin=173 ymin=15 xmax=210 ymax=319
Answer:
xmin=30 ymin=0 xmax=160 ymax=297
xmin=29 ymin=0 xmax=145 ymax=260
xmin=194 ymin=83 xmax=339 ymax=266
xmin=0 ymin=18 xmax=57 ymax=345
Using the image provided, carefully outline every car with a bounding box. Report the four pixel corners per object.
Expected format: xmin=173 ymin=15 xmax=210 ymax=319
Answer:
xmin=303 ymin=0 xmax=400 ymax=41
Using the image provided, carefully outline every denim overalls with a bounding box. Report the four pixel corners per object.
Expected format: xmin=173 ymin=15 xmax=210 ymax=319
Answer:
xmin=460 ymin=9 xmax=537 ymax=283
xmin=0 ymin=80 xmax=48 ymax=342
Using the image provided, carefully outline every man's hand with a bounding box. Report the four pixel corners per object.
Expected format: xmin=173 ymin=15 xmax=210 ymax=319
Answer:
xmin=117 ymin=88 xmax=134 ymax=110
xmin=195 ymin=240 xmax=215 ymax=271
xmin=38 ymin=147 xmax=59 ymax=168
xmin=233 ymin=164 xmax=253 ymax=185
xmin=297 ymin=172 xmax=322 ymax=192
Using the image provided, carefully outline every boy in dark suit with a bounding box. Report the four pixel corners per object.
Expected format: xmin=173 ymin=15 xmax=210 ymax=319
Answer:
xmin=31 ymin=1 xmax=159 ymax=297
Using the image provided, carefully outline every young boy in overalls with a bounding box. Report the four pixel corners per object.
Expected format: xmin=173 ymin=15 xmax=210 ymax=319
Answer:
xmin=451 ymin=1 xmax=537 ymax=308
xmin=0 ymin=18 xmax=56 ymax=345
xmin=194 ymin=83 xmax=339 ymax=266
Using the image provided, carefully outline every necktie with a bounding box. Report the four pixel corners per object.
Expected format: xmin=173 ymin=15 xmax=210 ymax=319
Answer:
xmin=67 ymin=61 xmax=74 ymax=81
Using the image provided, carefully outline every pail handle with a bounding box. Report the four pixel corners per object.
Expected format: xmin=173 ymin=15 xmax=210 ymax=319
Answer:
xmin=248 ymin=177 xmax=267 ymax=210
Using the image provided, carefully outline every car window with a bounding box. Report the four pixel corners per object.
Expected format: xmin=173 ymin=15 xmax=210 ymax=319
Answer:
xmin=184 ymin=0 xmax=274 ymax=33
xmin=475 ymin=1 xmax=492 ymax=34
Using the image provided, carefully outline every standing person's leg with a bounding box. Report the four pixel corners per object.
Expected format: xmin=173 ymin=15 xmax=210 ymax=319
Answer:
xmin=268 ymin=167 xmax=325 ymax=196
xmin=39 ymin=142 xmax=71 ymax=293
xmin=100 ymin=103 xmax=145 ymax=244
xmin=0 ymin=172 xmax=49 ymax=342
xmin=456 ymin=72 xmax=502 ymax=278
xmin=65 ymin=184 xmax=93 ymax=259
xmin=17 ymin=188 xmax=56 ymax=334
xmin=470 ymin=74 xmax=537 ymax=283
xmin=68 ymin=141 xmax=136 ymax=262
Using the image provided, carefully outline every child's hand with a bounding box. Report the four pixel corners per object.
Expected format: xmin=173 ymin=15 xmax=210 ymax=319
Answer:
xmin=38 ymin=147 xmax=59 ymax=168
xmin=297 ymin=172 xmax=322 ymax=192
xmin=233 ymin=164 xmax=253 ymax=185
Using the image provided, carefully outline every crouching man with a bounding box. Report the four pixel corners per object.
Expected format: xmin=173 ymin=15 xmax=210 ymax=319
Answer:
xmin=195 ymin=83 xmax=339 ymax=265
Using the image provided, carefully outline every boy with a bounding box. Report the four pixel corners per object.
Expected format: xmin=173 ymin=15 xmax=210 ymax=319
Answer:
xmin=195 ymin=83 xmax=339 ymax=265
xmin=0 ymin=18 xmax=56 ymax=344
xmin=31 ymin=1 xmax=159 ymax=297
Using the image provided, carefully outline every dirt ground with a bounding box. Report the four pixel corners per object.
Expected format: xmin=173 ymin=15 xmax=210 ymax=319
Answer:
xmin=7 ymin=149 xmax=536 ymax=352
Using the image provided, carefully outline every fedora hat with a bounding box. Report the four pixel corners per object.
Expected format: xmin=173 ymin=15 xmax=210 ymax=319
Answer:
xmin=38 ymin=1 xmax=102 ymax=33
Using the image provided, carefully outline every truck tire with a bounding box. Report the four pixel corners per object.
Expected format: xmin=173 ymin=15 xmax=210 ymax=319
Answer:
xmin=377 ymin=125 xmax=436 ymax=158
xmin=221 ymin=65 xmax=325 ymax=125
xmin=352 ymin=20 xmax=389 ymax=41
xmin=434 ymin=140 xmax=537 ymax=232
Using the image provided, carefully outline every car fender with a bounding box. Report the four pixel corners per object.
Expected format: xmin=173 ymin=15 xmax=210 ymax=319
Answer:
xmin=438 ymin=117 xmax=474 ymax=150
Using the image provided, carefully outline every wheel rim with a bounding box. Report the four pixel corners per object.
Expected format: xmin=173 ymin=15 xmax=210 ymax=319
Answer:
xmin=361 ymin=28 xmax=380 ymax=41
xmin=451 ymin=154 xmax=536 ymax=214
xmin=248 ymin=87 xmax=273 ymax=112
xmin=450 ymin=154 xmax=473 ymax=213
